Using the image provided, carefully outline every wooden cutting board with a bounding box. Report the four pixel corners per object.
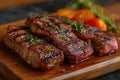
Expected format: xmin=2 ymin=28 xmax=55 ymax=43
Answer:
xmin=0 ymin=18 xmax=120 ymax=80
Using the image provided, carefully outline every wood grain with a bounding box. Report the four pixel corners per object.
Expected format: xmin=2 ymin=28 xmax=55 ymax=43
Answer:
xmin=0 ymin=3 xmax=120 ymax=80
xmin=0 ymin=19 xmax=120 ymax=80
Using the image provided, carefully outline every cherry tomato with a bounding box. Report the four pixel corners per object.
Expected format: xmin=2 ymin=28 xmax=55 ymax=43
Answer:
xmin=73 ymin=9 xmax=95 ymax=22
xmin=85 ymin=18 xmax=107 ymax=31
xmin=56 ymin=8 xmax=76 ymax=19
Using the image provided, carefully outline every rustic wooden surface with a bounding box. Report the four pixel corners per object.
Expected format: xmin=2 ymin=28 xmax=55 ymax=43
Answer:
xmin=0 ymin=14 xmax=120 ymax=80
xmin=0 ymin=2 xmax=120 ymax=80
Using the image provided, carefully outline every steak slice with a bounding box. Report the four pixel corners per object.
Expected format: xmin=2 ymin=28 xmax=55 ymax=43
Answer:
xmin=4 ymin=25 xmax=64 ymax=71
xmin=25 ymin=16 xmax=93 ymax=63
xmin=73 ymin=23 xmax=118 ymax=56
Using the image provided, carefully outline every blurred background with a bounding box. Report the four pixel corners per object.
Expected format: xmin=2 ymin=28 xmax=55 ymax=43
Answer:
xmin=0 ymin=0 xmax=120 ymax=80
xmin=0 ymin=0 xmax=119 ymax=24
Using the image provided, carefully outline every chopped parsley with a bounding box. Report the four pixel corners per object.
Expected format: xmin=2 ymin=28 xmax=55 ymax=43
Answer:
xmin=75 ymin=22 xmax=84 ymax=32
xmin=60 ymin=35 xmax=68 ymax=41
xmin=50 ymin=26 xmax=57 ymax=32
xmin=59 ymin=24 xmax=65 ymax=33
xmin=63 ymin=18 xmax=83 ymax=32
xmin=27 ymin=35 xmax=42 ymax=43
xmin=42 ymin=18 xmax=58 ymax=32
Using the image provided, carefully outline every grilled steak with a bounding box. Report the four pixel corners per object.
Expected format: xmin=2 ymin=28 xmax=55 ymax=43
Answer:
xmin=50 ymin=16 xmax=118 ymax=56
xmin=4 ymin=25 xmax=64 ymax=70
xmin=25 ymin=16 xmax=93 ymax=63
xmin=72 ymin=23 xmax=118 ymax=56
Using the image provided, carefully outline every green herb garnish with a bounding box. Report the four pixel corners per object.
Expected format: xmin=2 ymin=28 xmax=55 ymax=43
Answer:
xmin=48 ymin=22 xmax=54 ymax=27
xmin=50 ymin=25 xmax=57 ymax=32
xmin=75 ymin=22 xmax=84 ymax=32
xmin=28 ymin=35 xmax=42 ymax=43
xmin=60 ymin=35 xmax=68 ymax=41
xmin=63 ymin=18 xmax=83 ymax=32
xmin=59 ymin=24 xmax=66 ymax=33
xmin=68 ymin=0 xmax=119 ymax=32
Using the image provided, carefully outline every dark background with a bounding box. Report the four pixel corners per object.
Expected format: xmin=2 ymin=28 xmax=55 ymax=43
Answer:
xmin=0 ymin=0 xmax=120 ymax=80
xmin=0 ymin=0 xmax=119 ymax=25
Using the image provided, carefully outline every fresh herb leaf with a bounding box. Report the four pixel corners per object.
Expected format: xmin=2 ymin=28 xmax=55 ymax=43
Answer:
xmin=48 ymin=22 xmax=54 ymax=27
xmin=75 ymin=22 xmax=84 ymax=32
xmin=50 ymin=25 xmax=57 ymax=32
xmin=60 ymin=35 xmax=68 ymax=41
xmin=27 ymin=35 xmax=42 ymax=43
xmin=59 ymin=24 xmax=65 ymax=33
xmin=28 ymin=37 xmax=34 ymax=43
xmin=63 ymin=18 xmax=83 ymax=32
xmin=63 ymin=18 xmax=73 ymax=24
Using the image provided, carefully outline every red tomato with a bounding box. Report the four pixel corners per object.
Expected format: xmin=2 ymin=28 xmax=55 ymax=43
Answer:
xmin=56 ymin=8 xmax=76 ymax=19
xmin=73 ymin=9 xmax=95 ymax=22
xmin=85 ymin=18 xmax=107 ymax=31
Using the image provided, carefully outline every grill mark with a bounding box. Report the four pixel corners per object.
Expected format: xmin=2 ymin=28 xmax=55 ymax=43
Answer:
xmin=54 ymin=16 xmax=91 ymax=52
xmin=73 ymin=22 xmax=118 ymax=56
xmin=48 ymin=17 xmax=75 ymax=42
xmin=29 ymin=45 xmax=44 ymax=55
xmin=29 ymin=44 xmax=60 ymax=63
xmin=67 ymin=40 xmax=89 ymax=55
xmin=7 ymin=25 xmax=22 ymax=33
xmin=26 ymin=16 xmax=93 ymax=63
xmin=8 ymin=30 xmax=26 ymax=40
xmin=33 ymin=21 xmax=52 ymax=36
xmin=45 ymin=51 xmax=63 ymax=63
xmin=28 ymin=41 xmax=45 ymax=49
xmin=67 ymin=38 xmax=84 ymax=49
xmin=37 ymin=19 xmax=66 ymax=40
xmin=41 ymin=17 xmax=60 ymax=34
xmin=48 ymin=16 xmax=63 ymax=24
xmin=48 ymin=16 xmax=75 ymax=40
xmin=6 ymin=25 xmax=64 ymax=70
xmin=15 ymin=34 xmax=27 ymax=43
xmin=7 ymin=26 xmax=46 ymax=48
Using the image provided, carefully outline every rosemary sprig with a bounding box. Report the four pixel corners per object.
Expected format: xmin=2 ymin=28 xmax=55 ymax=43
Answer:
xmin=68 ymin=0 xmax=119 ymax=32
xmin=76 ymin=22 xmax=84 ymax=32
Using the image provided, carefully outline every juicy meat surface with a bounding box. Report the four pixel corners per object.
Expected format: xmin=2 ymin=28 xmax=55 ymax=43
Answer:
xmin=4 ymin=25 xmax=64 ymax=70
xmin=25 ymin=16 xmax=93 ymax=63
xmin=74 ymin=24 xmax=118 ymax=56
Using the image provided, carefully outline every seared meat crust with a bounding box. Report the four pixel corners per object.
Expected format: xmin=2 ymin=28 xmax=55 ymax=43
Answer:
xmin=25 ymin=16 xmax=93 ymax=63
xmin=74 ymin=24 xmax=118 ymax=56
xmin=4 ymin=25 xmax=64 ymax=70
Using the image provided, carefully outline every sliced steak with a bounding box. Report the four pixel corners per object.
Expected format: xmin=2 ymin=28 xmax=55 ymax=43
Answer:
xmin=72 ymin=23 xmax=118 ymax=56
xmin=25 ymin=16 xmax=93 ymax=63
xmin=4 ymin=25 xmax=64 ymax=71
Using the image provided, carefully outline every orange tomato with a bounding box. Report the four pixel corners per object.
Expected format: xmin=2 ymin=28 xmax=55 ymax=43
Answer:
xmin=85 ymin=18 xmax=107 ymax=31
xmin=56 ymin=8 xmax=76 ymax=19
xmin=73 ymin=9 xmax=95 ymax=22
